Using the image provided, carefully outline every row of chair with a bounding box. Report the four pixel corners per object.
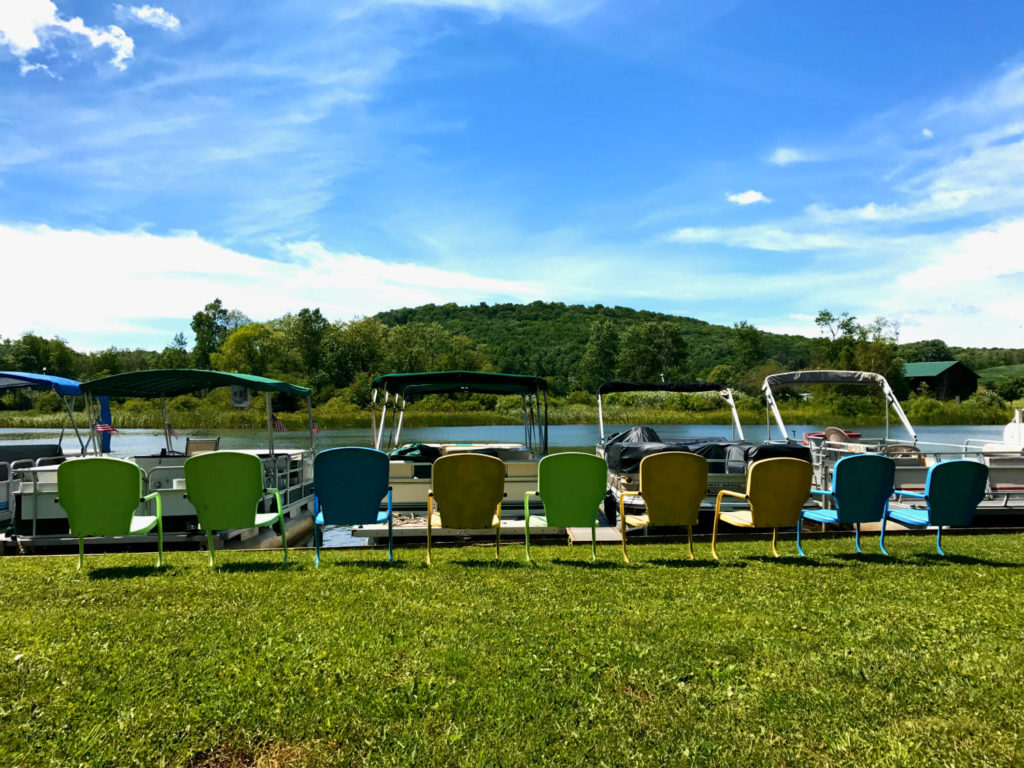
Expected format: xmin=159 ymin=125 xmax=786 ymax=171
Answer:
xmin=54 ymin=448 xmax=990 ymax=569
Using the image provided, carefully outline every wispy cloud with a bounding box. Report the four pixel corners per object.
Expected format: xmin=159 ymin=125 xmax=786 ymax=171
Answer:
xmin=726 ymin=190 xmax=771 ymax=205
xmin=0 ymin=0 xmax=133 ymax=71
xmin=766 ymin=147 xmax=813 ymax=165
xmin=117 ymin=5 xmax=181 ymax=32
xmin=383 ymin=0 xmax=600 ymax=24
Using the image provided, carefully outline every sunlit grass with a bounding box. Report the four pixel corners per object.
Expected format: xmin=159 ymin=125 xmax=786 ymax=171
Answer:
xmin=2 ymin=534 xmax=1024 ymax=767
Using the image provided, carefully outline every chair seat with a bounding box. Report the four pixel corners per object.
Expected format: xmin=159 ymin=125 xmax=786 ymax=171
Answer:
xmin=624 ymin=513 xmax=650 ymax=528
xmin=718 ymin=509 xmax=755 ymax=527
xmin=127 ymin=514 xmax=159 ymax=535
xmin=888 ymin=507 xmax=930 ymax=527
xmin=528 ymin=514 xmax=548 ymax=527
xmin=802 ymin=508 xmax=840 ymax=524
xmin=254 ymin=512 xmax=280 ymax=527
xmin=316 ymin=509 xmax=390 ymax=525
xmin=430 ymin=512 xmax=500 ymax=528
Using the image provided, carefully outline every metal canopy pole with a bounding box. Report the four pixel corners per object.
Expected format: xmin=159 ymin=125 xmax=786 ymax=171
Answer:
xmin=61 ymin=395 xmax=86 ymax=454
xmin=376 ymin=392 xmax=389 ymax=450
xmin=265 ymin=391 xmax=275 ymax=456
xmin=721 ymin=389 xmax=745 ymax=441
xmin=762 ymin=382 xmax=787 ymax=441
xmin=161 ymin=397 xmax=173 ymax=454
xmin=307 ymin=394 xmax=315 ymax=454
xmin=393 ymin=396 xmax=406 ymax=448
xmin=369 ymin=388 xmax=378 ymax=450
xmin=597 ymin=392 xmax=605 ymax=445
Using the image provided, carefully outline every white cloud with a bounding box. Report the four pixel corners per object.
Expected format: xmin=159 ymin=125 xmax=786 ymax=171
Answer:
xmin=767 ymin=147 xmax=812 ymax=166
xmin=0 ymin=224 xmax=545 ymax=349
xmin=0 ymin=0 xmax=133 ymax=71
xmin=726 ymin=190 xmax=771 ymax=205
xmin=382 ymin=0 xmax=599 ymax=24
xmin=921 ymin=128 xmax=933 ymax=139
xmin=120 ymin=5 xmax=180 ymax=31
xmin=668 ymin=225 xmax=852 ymax=251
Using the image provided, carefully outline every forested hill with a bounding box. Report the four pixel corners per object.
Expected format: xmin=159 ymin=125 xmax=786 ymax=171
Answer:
xmin=374 ymin=302 xmax=819 ymax=394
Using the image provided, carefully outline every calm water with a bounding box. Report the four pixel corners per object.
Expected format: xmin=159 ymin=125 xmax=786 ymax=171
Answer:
xmin=3 ymin=422 xmax=1008 ymax=546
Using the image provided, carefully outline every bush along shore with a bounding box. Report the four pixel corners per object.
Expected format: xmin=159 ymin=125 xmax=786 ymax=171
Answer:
xmin=0 ymin=390 xmax=1014 ymax=430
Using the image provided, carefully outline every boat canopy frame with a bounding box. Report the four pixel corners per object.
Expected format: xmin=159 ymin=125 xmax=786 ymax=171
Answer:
xmin=596 ymin=380 xmax=744 ymax=444
xmin=761 ymin=369 xmax=916 ymax=442
xmin=0 ymin=371 xmax=89 ymax=453
xmin=371 ymin=370 xmax=549 ymax=454
xmin=80 ymin=369 xmax=315 ymax=456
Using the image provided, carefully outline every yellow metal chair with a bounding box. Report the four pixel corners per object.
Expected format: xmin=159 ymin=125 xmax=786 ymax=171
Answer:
xmin=426 ymin=453 xmax=506 ymax=565
xmin=619 ymin=452 xmax=708 ymax=563
xmin=712 ymin=457 xmax=812 ymax=560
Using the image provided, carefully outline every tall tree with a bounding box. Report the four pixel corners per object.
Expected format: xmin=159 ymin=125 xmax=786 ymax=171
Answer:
xmin=573 ymin=320 xmax=620 ymax=391
xmin=617 ymin=322 xmax=688 ymax=382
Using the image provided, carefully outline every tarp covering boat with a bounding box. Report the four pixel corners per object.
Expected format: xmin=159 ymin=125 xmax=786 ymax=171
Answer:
xmin=81 ymin=369 xmax=310 ymax=398
xmin=597 ymin=381 xmax=725 ymax=396
xmin=603 ymin=426 xmax=755 ymax=474
xmin=762 ymin=370 xmax=889 ymax=388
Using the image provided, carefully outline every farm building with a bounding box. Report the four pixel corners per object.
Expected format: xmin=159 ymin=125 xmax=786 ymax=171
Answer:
xmin=904 ymin=361 xmax=978 ymax=401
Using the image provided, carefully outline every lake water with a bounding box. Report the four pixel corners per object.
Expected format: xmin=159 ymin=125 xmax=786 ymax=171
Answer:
xmin=3 ymin=422 xmax=1008 ymax=546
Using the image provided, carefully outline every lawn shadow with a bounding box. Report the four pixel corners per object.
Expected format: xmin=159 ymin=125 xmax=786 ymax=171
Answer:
xmin=914 ymin=552 xmax=1024 ymax=568
xmin=217 ymin=561 xmax=293 ymax=573
xmin=741 ymin=555 xmax=844 ymax=567
xmin=830 ymin=552 xmax=903 ymax=565
xmin=455 ymin=560 xmax=527 ymax=569
xmin=647 ymin=558 xmax=745 ymax=569
xmin=330 ymin=559 xmax=408 ymax=569
xmin=550 ymin=558 xmax=624 ymax=569
xmin=86 ymin=565 xmax=169 ymax=580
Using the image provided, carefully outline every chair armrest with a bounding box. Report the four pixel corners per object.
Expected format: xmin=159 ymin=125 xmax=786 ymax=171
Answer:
xmin=715 ymin=489 xmax=747 ymax=515
xmin=809 ymin=489 xmax=832 ymax=498
xmin=142 ymin=490 xmax=162 ymax=519
xmin=895 ymin=490 xmax=926 ymax=500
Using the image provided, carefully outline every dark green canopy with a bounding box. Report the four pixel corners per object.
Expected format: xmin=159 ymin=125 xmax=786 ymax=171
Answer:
xmin=81 ymin=369 xmax=311 ymax=399
xmin=372 ymin=370 xmax=548 ymax=400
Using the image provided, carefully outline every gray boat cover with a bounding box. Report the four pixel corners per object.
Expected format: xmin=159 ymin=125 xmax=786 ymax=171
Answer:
xmin=763 ymin=370 xmax=887 ymax=389
xmin=604 ymin=432 xmax=753 ymax=474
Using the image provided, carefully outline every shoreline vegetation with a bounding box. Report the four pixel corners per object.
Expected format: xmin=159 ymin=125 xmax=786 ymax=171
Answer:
xmin=0 ymin=391 xmax=1014 ymax=431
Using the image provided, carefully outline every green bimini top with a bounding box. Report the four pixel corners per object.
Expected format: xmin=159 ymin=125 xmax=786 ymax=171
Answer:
xmin=81 ymin=369 xmax=311 ymax=399
xmin=372 ymin=370 xmax=548 ymax=400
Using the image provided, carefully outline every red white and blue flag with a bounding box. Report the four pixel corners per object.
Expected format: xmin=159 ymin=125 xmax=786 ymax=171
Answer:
xmin=167 ymin=425 xmax=179 ymax=438
xmin=271 ymin=415 xmax=287 ymax=432
xmin=95 ymin=422 xmax=117 ymax=434
xmin=312 ymin=421 xmax=319 ymax=435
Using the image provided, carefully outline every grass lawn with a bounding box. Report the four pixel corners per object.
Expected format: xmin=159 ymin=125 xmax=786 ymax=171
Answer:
xmin=3 ymin=535 xmax=1024 ymax=767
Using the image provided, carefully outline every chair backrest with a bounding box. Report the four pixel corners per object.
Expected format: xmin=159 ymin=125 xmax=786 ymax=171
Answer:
xmin=58 ymin=458 xmax=143 ymax=537
xmin=184 ymin=452 xmax=265 ymax=530
xmin=746 ymin=457 xmax=812 ymax=527
xmin=924 ymin=460 xmax=989 ymax=526
xmin=536 ymin=452 xmax=607 ymax=527
xmin=638 ymin=452 xmax=708 ymax=526
xmin=830 ymin=453 xmax=896 ymax=524
xmin=185 ymin=437 xmax=220 ymax=456
xmin=431 ymin=453 xmax=505 ymax=528
xmin=314 ymin=447 xmax=390 ymax=525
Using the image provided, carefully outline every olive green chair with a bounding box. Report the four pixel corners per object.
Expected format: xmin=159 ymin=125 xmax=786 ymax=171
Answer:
xmin=619 ymin=452 xmax=708 ymax=563
xmin=523 ymin=452 xmax=608 ymax=562
xmin=712 ymin=457 xmax=812 ymax=560
xmin=426 ymin=453 xmax=505 ymax=565
xmin=184 ymin=452 xmax=288 ymax=566
xmin=56 ymin=457 xmax=163 ymax=570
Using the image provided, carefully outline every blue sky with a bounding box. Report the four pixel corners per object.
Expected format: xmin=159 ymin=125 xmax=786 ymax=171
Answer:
xmin=2 ymin=0 xmax=1023 ymax=351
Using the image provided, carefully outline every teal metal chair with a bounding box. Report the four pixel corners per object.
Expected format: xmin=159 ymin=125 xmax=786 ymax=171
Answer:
xmin=56 ymin=457 xmax=163 ymax=570
xmin=881 ymin=459 xmax=988 ymax=556
xmin=523 ymin=452 xmax=607 ymax=562
xmin=312 ymin=447 xmax=393 ymax=567
xmin=184 ymin=452 xmax=288 ymax=566
xmin=798 ymin=453 xmax=896 ymax=555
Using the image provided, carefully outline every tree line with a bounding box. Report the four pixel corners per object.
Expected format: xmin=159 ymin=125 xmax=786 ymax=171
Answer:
xmin=2 ymin=300 xmax=1021 ymax=410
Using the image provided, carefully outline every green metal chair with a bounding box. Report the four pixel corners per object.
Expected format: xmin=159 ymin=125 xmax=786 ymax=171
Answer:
xmin=523 ymin=452 xmax=608 ymax=562
xmin=619 ymin=452 xmax=708 ymax=563
xmin=184 ymin=452 xmax=288 ymax=566
xmin=56 ymin=457 xmax=163 ymax=570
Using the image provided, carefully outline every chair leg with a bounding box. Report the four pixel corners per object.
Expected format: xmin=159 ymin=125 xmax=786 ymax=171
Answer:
xmin=687 ymin=526 xmax=694 ymax=560
xmin=936 ymin=526 xmax=945 ymax=557
xmin=879 ymin=511 xmax=890 ymax=556
xmin=619 ymin=496 xmax=629 ymax=564
xmin=524 ymin=504 xmax=531 ymax=563
xmin=771 ymin=528 xmax=779 ymax=558
xmin=314 ymin=523 xmax=321 ymax=568
xmin=386 ymin=488 xmax=394 ymax=564
xmin=855 ymin=523 xmax=862 ymax=554
xmin=77 ymin=536 xmax=84 ymax=571
xmin=711 ymin=507 xmax=720 ymax=561
xmin=591 ymin=524 xmax=597 ymax=562
xmin=426 ymin=510 xmax=432 ymax=566
xmin=157 ymin=512 xmax=164 ymax=569
xmin=796 ymin=517 xmax=805 ymax=557
xmin=206 ymin=530 xmax=216 ymax=567
xmin=495 ymin=521 xmax=501 ymax=560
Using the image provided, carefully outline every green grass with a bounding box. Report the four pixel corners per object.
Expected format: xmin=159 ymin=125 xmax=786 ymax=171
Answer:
xmin=3 ymin=535 xmax=1024 ymax=767
xmin=977 ymin=364 xmax=1024 ymax=383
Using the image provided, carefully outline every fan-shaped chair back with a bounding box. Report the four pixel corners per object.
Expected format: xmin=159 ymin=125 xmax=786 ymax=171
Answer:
xmin=638 ymin=452 xmax=708 ymax=527
xmin=746 ymin=457 xmax=812 ymax=528
xmin=536 ymin=452 xmax=607 ymax=527
xmin=431 ymin=453 xmax=505 ymax=528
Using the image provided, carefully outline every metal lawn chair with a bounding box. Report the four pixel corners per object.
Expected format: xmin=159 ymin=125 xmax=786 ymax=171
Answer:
xmin=523 ymin=452 xmax=607 ymax=562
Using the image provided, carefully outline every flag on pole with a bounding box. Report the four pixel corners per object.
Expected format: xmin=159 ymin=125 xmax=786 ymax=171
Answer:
xmin=312 ymin=422 xmax=319 ymax=435
xmin=96 ymin=422 xmax=117 ymax=434
xmin=271 ymin=415 xmax=287 ymax=432
xmin=168 ymin=425 xmax=179 ymax=438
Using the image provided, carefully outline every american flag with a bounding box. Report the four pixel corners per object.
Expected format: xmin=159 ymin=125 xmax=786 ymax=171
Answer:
xmin=167 ymin=425 xmax=179 ymax=438
xmin=312 ymin=421 xmax=319 ymax=435
xmin=271 ymin=415 xmax=287 ymax=432
xmin=96 ymin=422 xmax=117 ymax=434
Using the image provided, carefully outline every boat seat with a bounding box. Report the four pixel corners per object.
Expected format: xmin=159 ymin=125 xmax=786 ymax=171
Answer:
xmin=185 ymin=438 xmax=220 ymax=456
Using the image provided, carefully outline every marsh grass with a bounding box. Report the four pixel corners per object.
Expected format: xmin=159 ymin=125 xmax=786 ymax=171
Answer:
xmin=2 ymin=535 xmax=1024 ymax=767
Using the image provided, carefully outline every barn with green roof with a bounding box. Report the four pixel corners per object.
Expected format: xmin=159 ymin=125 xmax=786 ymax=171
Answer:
xmin=904 ymin=361 xmax=978 ymax=401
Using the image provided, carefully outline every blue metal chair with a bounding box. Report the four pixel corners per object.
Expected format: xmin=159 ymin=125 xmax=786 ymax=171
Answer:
xmin=312 ymin=447 xmax=393 ymax=566
xmin=881 ymin=459 xmax=988 ymax=557
xmin=798 ymin=453 xmax=895 ymax=555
